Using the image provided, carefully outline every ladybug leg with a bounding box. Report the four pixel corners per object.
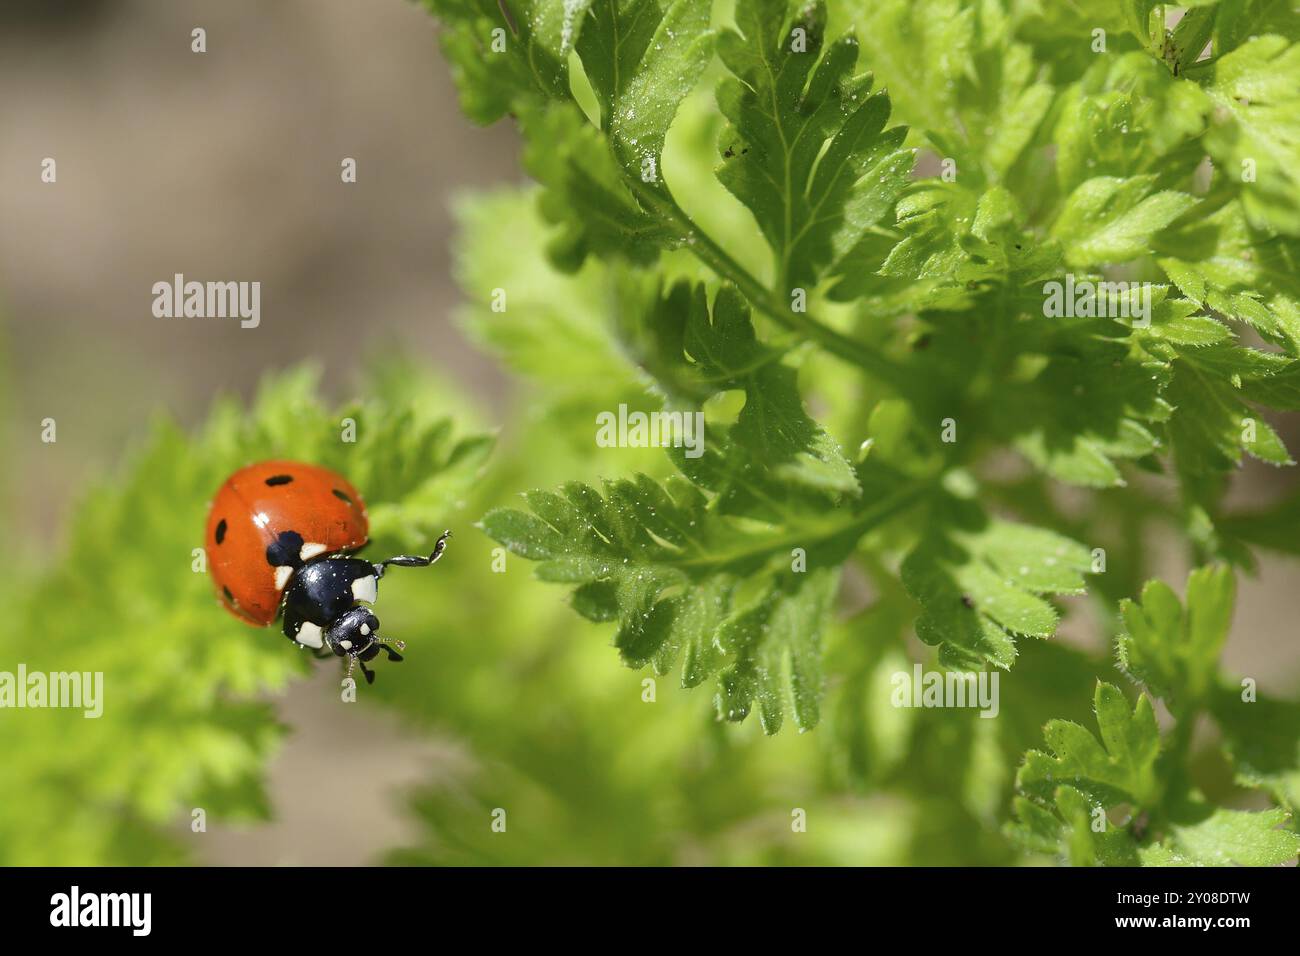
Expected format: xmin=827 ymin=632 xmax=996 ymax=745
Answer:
xmin=375 ymin=638 xmax=405 ymax=662
xmin=373 ymin=530 xmax=452 ymax=578
xmin=356 ymin=656 xmax=376 ymax=685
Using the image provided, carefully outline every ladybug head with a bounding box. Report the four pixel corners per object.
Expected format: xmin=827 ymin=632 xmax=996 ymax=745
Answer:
xmin=324 ymin=606 xmax=383 ymax=659
xmin=324 ymin=607 xmax=406 ymax=685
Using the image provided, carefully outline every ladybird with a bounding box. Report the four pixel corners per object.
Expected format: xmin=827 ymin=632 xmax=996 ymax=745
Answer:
xmin=205 ymin=460 xmax=450 ymax=685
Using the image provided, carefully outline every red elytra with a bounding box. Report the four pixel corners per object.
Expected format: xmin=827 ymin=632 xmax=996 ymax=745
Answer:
xmin=205 ymin=460 xmax=370 ymax=625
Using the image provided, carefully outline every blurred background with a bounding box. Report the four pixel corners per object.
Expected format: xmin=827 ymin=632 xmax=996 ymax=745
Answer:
xmin=0 ymin=0 xmax=518 ymax=541
xmin=1 ymin=0 xmax=1297 ymax=866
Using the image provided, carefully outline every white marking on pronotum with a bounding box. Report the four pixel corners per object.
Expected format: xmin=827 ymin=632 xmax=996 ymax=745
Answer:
xmin=359 ymin=623 xmax=370 ymax=636
xmin=352 ymin=575 xmax=377 ymax=604
xmin=296 ymin=621 xmax=324 ymax=649
xmin=274 ymin=566 xmax=293 ymax=590
xmin=338 ymin=639 xmax=353 ymax=651
xmin=300 ymin=542 xmax=327 ymax=561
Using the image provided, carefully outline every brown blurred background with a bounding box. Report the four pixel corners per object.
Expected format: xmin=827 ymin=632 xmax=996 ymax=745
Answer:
xmin=2 ymin=0 xmax=1297 ymax=864
xmin=0 ymin=0 xmax=519 ymax=543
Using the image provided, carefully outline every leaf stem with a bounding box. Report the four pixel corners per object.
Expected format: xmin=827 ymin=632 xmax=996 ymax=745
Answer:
xmin=629 ymin=180 xmax=919 ymax=398
xmin=673 ymin=478 xmax=932 ymax=575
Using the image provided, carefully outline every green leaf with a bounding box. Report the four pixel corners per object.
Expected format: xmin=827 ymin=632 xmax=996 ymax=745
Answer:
xmin=452 ymin=186 xmax=639 ymax=389
xmin=621 ymin=281 xmax=860 ymax=504
xmin=715 ymin=0 xmax=912 ymax=290
xmin=1051 ymin=176 xmax=1197 ymax=268
xmin=1139 ymin=807 xmax=1300 ymax=866
xmin=1158 ymin=200 xmax=1300 ymax=355
xmin=1018 ymin=682 xmax=1161 ymax=808
xmin=841 ymin=183 xmax=1060 ymax=311
xmin=999 ymin=306 xmax=1173 ymax=488
xmin=480 ymin=441 xmax=927 ymax=733
xmin=578 ymin=0 xmax=714 ymax=181
xmin=1118 ymin=565 xmax=1235 ymax=712
xmin=1006 ymin=785 xmax=1140 ymax=866
xmin=1189 ymin=35 xmax=1300 ymax=236
xmin=1051 ymin=56 xmax=1210 ymax=196
xmin=420 ymin=0 xmax=579 ymax=122
xmin=1161 ymin=343 xmax=1294 ymax=476
xmin=849 ymin=0 xmax=1057 ymax=181
xmin=1120 ymin=0 xmax=1160 ymax=52
xmin=1211 ymin=687 xmax=1300 ymax=810
xmin=523 ymin=102 xmax=680 ymax=268
xmin=713 ymin=567 xmax=838 ymax=733
xmin=901 ymin=510 xmax=1093 ymax=670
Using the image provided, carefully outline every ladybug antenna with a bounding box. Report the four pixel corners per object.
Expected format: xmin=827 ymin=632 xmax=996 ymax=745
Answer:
xmin=343 ymin=655 xmax=376 ymax=686
xmin=373 ymin=530 xmax=452 ymax=578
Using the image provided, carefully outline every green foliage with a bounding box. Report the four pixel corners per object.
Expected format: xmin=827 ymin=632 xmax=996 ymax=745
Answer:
xmin=1010 ymin=566 xmax=1300 ymax=866
xmin=1051 ymin=175 xmax=1197 ymax=267
xmin=715 ymin=0 xmax=913 ymax=290
xmin=411 ymin=0 xmax=1300 ymax=866
xmin=5 ymin=0 xmax=1300 ymax=868
xmin=1117 ymin=564 xmax=1234 ymax=711
xmin=1019 ymin=681 xmax=1162 ymax=808
xmin=901 ymin=512 xmax=1094 ymax=670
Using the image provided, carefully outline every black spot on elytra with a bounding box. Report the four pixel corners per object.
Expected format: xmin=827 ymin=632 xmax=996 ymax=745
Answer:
xmin=266 ymin=529 xmax=305 ymax=568
xmin=332 ymin=488 xmax=352 ymax=504
xmin=222 ymin=586 xmax=234 ymax=603
xmin=215 ymin=519 xmax=227 ymax=545
xmin=265 ymin=474 xmax=293 ymax=486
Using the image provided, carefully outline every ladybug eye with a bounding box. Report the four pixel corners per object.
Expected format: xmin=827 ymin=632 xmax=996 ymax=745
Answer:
xmin=265 ymin=474 xmax=294 ymax=486
xmin=332 ymin=489 xmax=352 ymax=504
xmin=215 ymin=519 xmax=228 ymax=545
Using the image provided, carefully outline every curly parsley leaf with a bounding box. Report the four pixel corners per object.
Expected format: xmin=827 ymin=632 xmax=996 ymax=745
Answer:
xmin=901 ymin=505 xmax=1094 ymax=671
xmin=1212 ymin=688 xmax=1300 ymax=811
xmin=1159 ymin=342 xmax=1294 ymax=476
xmin=578 ymin=0 xmax=713 ymax=182
xmin=1137 ymin=806 xmax=1300 ymax=866
xmin=1051 ymin=175 xmax=1197 ymax=268
xmin=715 ymin=0 xmax=912 ymax=290
xmin=1158 ymin=200 xmax=1300 ymax=355
xmin=479 ymin=464 xmax=919 ymax=733
xmin=1018 ymin=681 xmax=1161 ymax=808
xmin=420 ymin=0 xmax=580 ymax=121
xmin=1189 ymin=35 xmax=1300 ymax=236
xmin=1117 ymin=565 xmax=1234 ymax=714
xmin=619 ymin=281 xmax=861 ymax=505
